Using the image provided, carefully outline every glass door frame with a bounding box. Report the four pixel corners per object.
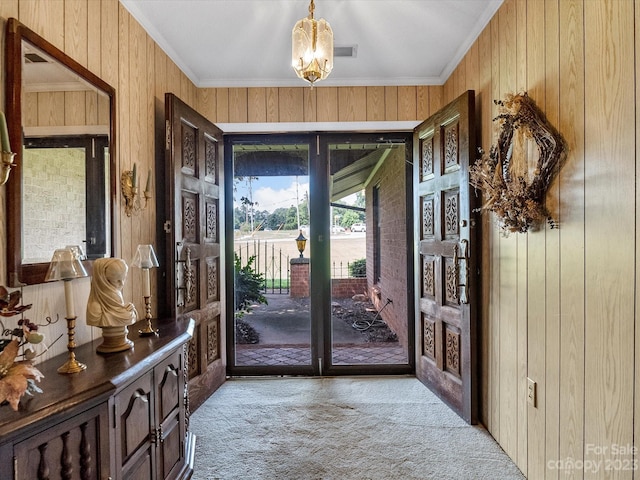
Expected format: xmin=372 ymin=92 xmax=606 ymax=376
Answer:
xmin=224 ymin=132 xmax=414 ymax=377
xmin=319 ymin=132 xmax=414 ymax=376
xmin=224 ymin=133 xmax=317 ymax=377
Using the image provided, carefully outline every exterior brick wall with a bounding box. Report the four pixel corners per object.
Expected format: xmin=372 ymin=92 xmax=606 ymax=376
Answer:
xmin=365 ymin=148 xmax=409 ymax=351
xmin=331 ymin=278 xmax=367 ymax=298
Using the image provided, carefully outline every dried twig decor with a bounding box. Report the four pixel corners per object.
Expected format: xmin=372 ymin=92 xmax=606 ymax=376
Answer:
xmin=470 ymin=92 xmax=567 ymax=234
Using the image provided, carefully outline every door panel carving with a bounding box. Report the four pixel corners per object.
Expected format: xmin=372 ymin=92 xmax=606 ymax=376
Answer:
xmin=207 ymin=318 xmax=220 ymax=365
xmin=422 ymin=256 xmax=435 ymax=298
xmin=207 ymin=258 xmax=219 ymax=301
xmin=445 ymin=326 xmax=461 ymax=377
xmin=443 ymin=189 xmax=459 ymax=238
xmin=182 ymin=194 xmax=198 ymax=243
xmin=206 ymin=199 xmax=218 ymax=242
xmin=423 ymin=315 xmax=436 ymax=359
xmin=181 ymin=124 xmax=196 ymax=172
xmin=443 ymin=120 xmax=460 ymax=171
xmin=421 ymin=135 xmax=435 ymax=180
xmin=421 ymin=196 xmax=435 ymax=238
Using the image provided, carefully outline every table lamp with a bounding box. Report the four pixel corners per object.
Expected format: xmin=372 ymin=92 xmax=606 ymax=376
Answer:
xmin=45 ymin=246 xmax=88 ymax=374
xmin=131 ymin=244 xmax=159 ymax=336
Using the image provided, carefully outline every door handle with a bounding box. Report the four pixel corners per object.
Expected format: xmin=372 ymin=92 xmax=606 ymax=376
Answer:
xmin=176 ymin=242 xmax=193 ymax=306
xmin=453 ymin=239 xmax=470 ymax=305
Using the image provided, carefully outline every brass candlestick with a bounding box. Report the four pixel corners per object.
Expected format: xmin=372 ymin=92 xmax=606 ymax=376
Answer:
xmin=57 ymin=315 xmax=87 ymax=374
xmin=138 ymin=295 xmax=158 ymax=336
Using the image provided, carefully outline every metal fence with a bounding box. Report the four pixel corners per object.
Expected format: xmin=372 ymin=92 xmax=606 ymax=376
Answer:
xmin=234 ymin=239 xmax=365 ymax=294
xmin=234 ymin=240 xmax=290 ymax=294
xmin=331 ymin=261 xmax=365 ymax=279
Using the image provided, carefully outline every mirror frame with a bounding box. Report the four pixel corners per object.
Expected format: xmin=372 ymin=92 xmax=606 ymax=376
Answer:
xmin=5 ymin=18 xmax=117 ymax=286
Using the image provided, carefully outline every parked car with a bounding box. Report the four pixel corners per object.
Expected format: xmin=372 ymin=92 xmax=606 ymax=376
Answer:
xmin=351 ymin=223 xmax=366 ymax=232
xmin=331 ymin=225 xmax=346 ymax=233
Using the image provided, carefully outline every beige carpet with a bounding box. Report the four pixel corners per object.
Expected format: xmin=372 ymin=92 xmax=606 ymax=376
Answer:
xmin=190 ymin=376 xmax=525 ymax=480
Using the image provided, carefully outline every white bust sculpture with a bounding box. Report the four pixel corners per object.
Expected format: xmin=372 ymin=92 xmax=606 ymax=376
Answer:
xmin=86 ymin=258 xmax=138 ymax=352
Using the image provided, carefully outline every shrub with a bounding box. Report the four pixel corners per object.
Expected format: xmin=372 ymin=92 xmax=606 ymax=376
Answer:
xmin=234 ymin=254 xmax=267 ymax=317
xmin=349 ymin=258 xmax=366 ymax=278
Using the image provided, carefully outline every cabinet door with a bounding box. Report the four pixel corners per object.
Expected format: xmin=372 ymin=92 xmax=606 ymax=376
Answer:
xmin=14 ymin=403 xmax=110 ymax=480
xmin=114 ymin=372 xmax=155 ymax=479
xmin=154 ymin=349 xmax=185 ymax=480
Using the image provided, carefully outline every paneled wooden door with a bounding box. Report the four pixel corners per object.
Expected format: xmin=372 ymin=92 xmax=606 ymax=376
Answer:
xmin=414 ymin=90 xmax=478 ymax=424
xmin=164 ymin=93 xmax=225 ymax=411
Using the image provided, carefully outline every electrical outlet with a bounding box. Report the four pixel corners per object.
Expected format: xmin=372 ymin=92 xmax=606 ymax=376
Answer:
xmin=527 ymin=377 xmax=537 ymax=407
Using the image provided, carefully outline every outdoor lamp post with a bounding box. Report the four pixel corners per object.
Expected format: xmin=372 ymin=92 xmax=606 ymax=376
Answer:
xmin=296 ymin=230 xmax=307 ymax=258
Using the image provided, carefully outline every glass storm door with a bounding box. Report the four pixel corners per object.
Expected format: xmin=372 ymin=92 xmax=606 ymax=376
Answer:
xmin=226 ymin=135 xmax=315 ymax=375
xmin=322 ymin=134 xmax=412 ymax=375
xmin=225 ymin=133 xmax=413 ymax=377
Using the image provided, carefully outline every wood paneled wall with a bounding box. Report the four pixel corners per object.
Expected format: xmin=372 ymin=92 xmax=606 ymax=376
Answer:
xmin=196 ymin=85 xmax=443 ymax=124
xmin=24 ymin=91 xmax=110 ymax=130
xmin=0 ymin=0 xmax=197 ymax=361
xmin=445 ymin=0 xmax=639 ymax=478
xmin=2 ymin=1 xmax=637 ymax=478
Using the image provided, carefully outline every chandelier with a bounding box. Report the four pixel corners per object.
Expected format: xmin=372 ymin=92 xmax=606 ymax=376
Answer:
xmin=292 ymin=0 xmax=333 ymax=86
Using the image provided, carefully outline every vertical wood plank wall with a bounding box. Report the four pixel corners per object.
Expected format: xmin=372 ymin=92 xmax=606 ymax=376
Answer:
xmin=445 ymin=0 xmax=639 ymax=478
xmin=2 ymin=1 xmax=640 ymax=479
xmin=195 ymin=85 xmax=438 ymax=124
xmin=0 ymin=0 xmax=198 ymax=361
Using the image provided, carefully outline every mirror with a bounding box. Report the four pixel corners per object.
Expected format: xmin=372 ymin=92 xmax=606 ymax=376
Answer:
xmin=5 ymin=18 xmax=116 ymax=285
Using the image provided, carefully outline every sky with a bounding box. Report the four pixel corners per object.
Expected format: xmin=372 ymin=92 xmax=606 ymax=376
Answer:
xmin=234 ymin=176 xmax=360 ymax=213
xmin=234 ymin=176 xmax=308 ymax=213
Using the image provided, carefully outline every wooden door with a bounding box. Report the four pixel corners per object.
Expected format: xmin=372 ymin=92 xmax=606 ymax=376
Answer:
xmin=154 ymin=350 xmax=184 ymax=480
xmin=414 ymin=90 xmax=478 ymax=424
xmin=164 ymin=93 xmax=225 ymax=411
xmin=115 ymin=372 xmax=155 ymax=479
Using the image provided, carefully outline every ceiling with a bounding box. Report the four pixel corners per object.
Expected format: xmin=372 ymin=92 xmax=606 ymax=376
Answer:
xmin=120 ymin=0 xmax=503 ymax=88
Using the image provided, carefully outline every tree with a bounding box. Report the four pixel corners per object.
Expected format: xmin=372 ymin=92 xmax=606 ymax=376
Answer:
xmin=268 ymin=208 xmax=288 ymax=230
xmin=283 ymin=205 xmax=299 ymax=230
xmin=341 ymin=210 xmax=362 ymax=228
xmin=235 ymin=176 xmax=259 ymax=231
xmin=297 ymin=192 xmax=310 ymax=227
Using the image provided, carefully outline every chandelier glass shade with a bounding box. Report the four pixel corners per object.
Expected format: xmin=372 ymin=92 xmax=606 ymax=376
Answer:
xmin=292 ymin=0 xmax=333 ymax=86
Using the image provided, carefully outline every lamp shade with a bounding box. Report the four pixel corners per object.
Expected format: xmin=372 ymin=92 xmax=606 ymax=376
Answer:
xmin=65 ymin=244 xmax=87 ymax=261
xmin=131 ymin=244 xmax=159 ymax=269
xmin=292 ymin=0 xmax=333 ymax=85
xmin=45 ymin=246 xmax=88 ymax=281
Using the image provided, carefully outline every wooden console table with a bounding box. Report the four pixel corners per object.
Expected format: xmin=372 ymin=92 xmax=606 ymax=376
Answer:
xmin=0 ymin=317 xmax=195 ymax=480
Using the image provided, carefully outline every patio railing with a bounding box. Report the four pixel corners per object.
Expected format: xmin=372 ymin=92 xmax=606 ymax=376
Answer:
xmin=234 ymin=239 xmax=365 ymax=295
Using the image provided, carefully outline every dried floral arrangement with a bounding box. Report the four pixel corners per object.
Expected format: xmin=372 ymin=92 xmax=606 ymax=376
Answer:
xmin=0 ymin=286 xmax=55 ymax=411
xmin=470 ymin=92 xmax=567 ymax=234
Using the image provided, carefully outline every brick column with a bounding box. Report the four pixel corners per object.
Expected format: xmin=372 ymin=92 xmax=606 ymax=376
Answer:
xmin=290 ymin=258 xmax=310 ymax=298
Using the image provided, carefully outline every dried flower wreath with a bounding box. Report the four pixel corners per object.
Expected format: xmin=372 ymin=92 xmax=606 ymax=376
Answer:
xmin=470 ymin=92 xmax=567 ymax=234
